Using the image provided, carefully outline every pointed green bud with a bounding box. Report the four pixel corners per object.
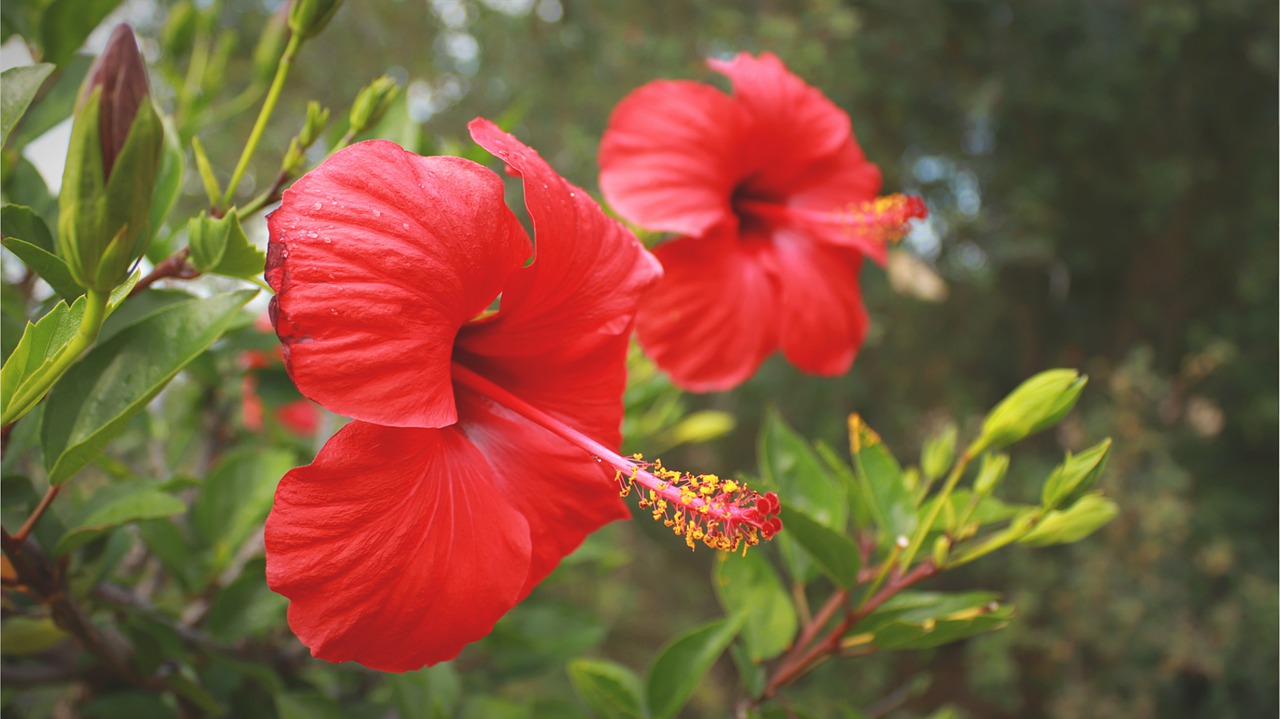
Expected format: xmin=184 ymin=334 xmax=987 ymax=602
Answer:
xmin=971 ymin=369 xmax=1086 ymax=455
xmin=972 ymin=452 xmax=1010 ymax=497
xmin=288 ymin=0 xmax=345 ymax=39
xmin=348 ymin=75 xmax=399 ymax=134
xmin=1041 ymin=438 xmax=1111 ymax=510
xmin=300 ymin=101 xmax=330 ymax=148
xmin=931 ymin=536 xmax=950 ymax=567
xmin=1019 ymin=494 xmax=1118 ymax=547
xmin=921 ymin=423 xmax=957 ymax=482
xmin=253 ymin=5 xmax=291 ymax=84
xmin=160 ymin=2 xmax=199 ymax=58
xmin=58 ymin=24 xmax=164 ymax=291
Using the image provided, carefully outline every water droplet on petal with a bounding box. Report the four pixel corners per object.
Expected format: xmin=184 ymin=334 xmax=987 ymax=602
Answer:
xmin=313 ymin=202 xmax=322 ymax=210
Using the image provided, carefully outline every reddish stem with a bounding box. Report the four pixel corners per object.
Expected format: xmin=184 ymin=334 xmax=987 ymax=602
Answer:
xmin=130 ymin=247 xmax=199 ymax=297
xmin=14 ymin=485 xmax=61 ymax=542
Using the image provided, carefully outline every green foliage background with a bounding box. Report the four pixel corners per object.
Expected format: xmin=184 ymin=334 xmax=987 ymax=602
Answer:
xmin=2 ymin=0 xmax=1276 ymax=717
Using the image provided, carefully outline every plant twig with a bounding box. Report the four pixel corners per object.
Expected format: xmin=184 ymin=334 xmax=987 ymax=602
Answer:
xmin=13 ymin=485 xmax=61 ymax=542
xmin=129 ymin=247 xmax=198 ymax=297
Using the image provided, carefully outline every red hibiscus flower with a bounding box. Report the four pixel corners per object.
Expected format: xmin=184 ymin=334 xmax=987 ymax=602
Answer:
xmin=264 ymin=119 xmax=781 ymax=671
xmin=599 ymin=52 xmax=927 ymax=392
xmin=241 ymin=315 xmax=321 ymax=436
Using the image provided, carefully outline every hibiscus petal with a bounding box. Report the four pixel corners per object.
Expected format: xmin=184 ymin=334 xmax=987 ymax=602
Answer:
xmin=457 ymin=385 xmax=629 ymax=599
xmin=266 ymin=140 xmax=531 ymax=428
xmin=599 ymin=80 xmax=747 ymax=236
xmin=265 ymin=420 xmax=533 ymax=671
xmin=459 ymin=119 xmax=661 ymax=446
xmin=635 ymin=227 xmax=780 ymax=392
xmin=767 ymin=228 xmax=870 ymax=376
xmin=709 ymin=52 xmax=853 ymax=195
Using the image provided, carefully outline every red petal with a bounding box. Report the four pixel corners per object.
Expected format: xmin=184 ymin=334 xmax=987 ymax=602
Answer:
xmin=456 ymin=385 xmax=629 ymax=598
xmin=265 ymin=420 xmax=533 ymax=671
xmin=767 ymin=227 xmax=870 ymax=376
xmin=635 ymin=226 xmax=779 ymax=392
xmin=266 ymin=140 xmax=531 ymax=428
xmin=459 ymin=119 xmax=661 ymax=447
xmin=709 ymin=52 xmax=852 ymax=193
xmin=599 ymin=80 xmax=747 ymax=236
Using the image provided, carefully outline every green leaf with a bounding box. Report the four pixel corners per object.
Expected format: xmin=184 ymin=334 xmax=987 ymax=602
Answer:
xmin=82 ymin=692 xmax=178 ymax=719
xmin=2 ymin=203 xmax=55 ymax=253
xmin=848 ymin=415 xmax=918 ymax=545
xmin=2 ymin=293 xmax=91 ymax=414
xmin=192 ymin=448 xmax=294 ymax=572
xmin=0 ymin=64 xmax=54 ymax=146
xmin=712 ymin=551 xmax=796 ymax=661
xmin=204 ymin=559 xmax=287 ymax=643
xmin=1 ymin=616 xmax=67 ymax=655
xmin=187 ymin=212 xmax=266 ymax=280
xmin=855 ymin=590 xmax=1014 ymax=650
xmin=41 ymin=290 xmax=256 ymax=484
xmin=39 ymin=0 xmax=128 ymax=66
xmin=388 ymin=664 xmax=461 ymax=719
xmin=8 ymin=56 xmax=91 ymax=151
xmin=275 ymin=693 xmax=346 ymax=719
xmin=53 ymin=480 xmax=185 ymax=555
xmin=2 ymin=237 xmax=81 ymax=301
xmin=567 ymin=658 xmax=645 ymax=719
xmin=1019 ymin=493 xmax=1118 ymax=546
xmin=646 ymin=615 xmax=743 ymax=719
xmin=779 ymin=507 xmax=862 ymax=589
xmin=758 ymin=409 xmax=846 ymax=529
xmin=148 ymin=115 xmax=185 ymax=236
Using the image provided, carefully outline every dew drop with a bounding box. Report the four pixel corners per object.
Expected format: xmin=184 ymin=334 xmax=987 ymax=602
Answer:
xmin=329 ymin=308 xmax=338 ymax=315
xmin=313 ymin=202 xmax=322 ymax=210
xmin=374 ymin=209 xmax=382 ymax=217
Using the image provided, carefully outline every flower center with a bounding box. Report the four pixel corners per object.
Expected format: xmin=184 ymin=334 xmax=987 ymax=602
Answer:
xmin=734 ymin=193 xmax=927 ymax=246
xmin=450 ymin=364 xmax=782 ymax=553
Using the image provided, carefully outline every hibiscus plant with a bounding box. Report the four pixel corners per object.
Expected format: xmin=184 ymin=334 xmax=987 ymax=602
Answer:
xmin=0 ymin=3 xmax=1116 ymax=718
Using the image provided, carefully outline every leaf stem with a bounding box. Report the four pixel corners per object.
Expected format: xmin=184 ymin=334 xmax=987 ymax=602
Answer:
xmin=14 ymin=485 xmax=61 ymax=542
xmin=897 ymin=450 xmax=973 ymax=571
xmin=1 ymin=288 xmax=109 ymax=426
xmin=221 ymin=32 xmax=303 ymax=209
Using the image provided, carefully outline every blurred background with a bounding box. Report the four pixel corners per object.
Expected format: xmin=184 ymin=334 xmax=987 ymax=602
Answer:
xmin=6 ymin=0 xmax=1277 ymax=717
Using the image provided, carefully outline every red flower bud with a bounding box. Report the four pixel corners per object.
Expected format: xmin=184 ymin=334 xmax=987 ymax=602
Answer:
xmin=81 ymin=24 xmax=151 ymax=179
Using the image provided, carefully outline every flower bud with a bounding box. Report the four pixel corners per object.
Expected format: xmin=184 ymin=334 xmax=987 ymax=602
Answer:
xmin=972 ymin=452 xmax=1010 ymax=497
xmin=253 ymin=4 xmax=291 ymax=84
xmin=1040 ymin=438 xmax=1111 ymax=510
xmin=300 ymin=101 xmax=330 ymax=148
xmin=971 ymin=369 xmax=1086 ymax=455
xmin=348 ymin=75 xmax=399 ymax=134
xmin=920 ymin=423 xmax=957 ymax=481
xmin=288 ymin=0 xmax=345 ymax=39
xmin=58 ymin=24 xmax=164 ymax=291
xmin=160 ymin=1 xmax=199 ymax=58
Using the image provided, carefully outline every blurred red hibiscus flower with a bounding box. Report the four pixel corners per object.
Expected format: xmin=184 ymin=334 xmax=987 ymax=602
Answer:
xmin=263 ymin=119 xmax=664 ymax=671
xmin=600 ymin=52 xmax=927 ymax=392
xmin=240 ymin=315 xmax=320 ymax=437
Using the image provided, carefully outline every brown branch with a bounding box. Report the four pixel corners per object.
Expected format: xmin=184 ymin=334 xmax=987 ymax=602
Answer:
xmin=129 ymin=247 xmax=199 ymax=297
xmin=14 ymin=485 xmax=61 ymax=542
xmin=1 ymin=530 xmax=150 ymax=688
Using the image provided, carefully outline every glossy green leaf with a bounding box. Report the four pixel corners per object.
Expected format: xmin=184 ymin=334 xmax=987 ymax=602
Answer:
xmin=713 ymin=551 xmax=796 ymax=661
xmin=2 ymin=237 xmax=81 ymax=301
xmin=2 ymin=294 xmax=91 ymax=414
xmin=1019 ymin=493 xmax=1118 ymax=547
xmin=866 ymin=603 xmax=1015 ymax=650
xmin=8 ymin=56 xmax=91 ymax=151
xmin=567 ymin=658 xmax=645 ymax=719
xmin=39 ymin=0 xmax=128 ymax=66
xmin=41 ymin=290 xmax=256 ymax=484
xmin=779 ymin=507 xmax=862 ymax=589
xmin=0 ymin=64 xmax=54 ymax=145
xmin=848 ymin=414 xmax=918 ymax=544
xmin=2 ymin=203 xmax=55 ymax=253
xmin=646 ymin=615 xmax=743 ymax=719
xmin=53 ymin=480 xmax=185 ymax=555
xmin=192 ymin=448 xmax=293 ymax=572
xmin=187 ymin=211 xmax=266 ymax=280
xmin=857 ymin=590 xmax=1003 ymax=633
xmin=1 ymin=616 xmax=67 ymax=655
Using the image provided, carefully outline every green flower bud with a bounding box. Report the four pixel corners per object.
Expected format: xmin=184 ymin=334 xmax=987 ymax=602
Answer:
xmin=1041 ymin=438 xmax=1111 ymax=510
xmin=348 ymin=75 xmax=399 ymax=134
xmin=253 ymin=5 xmax=291 ymax=84
xmin=972 ymin=452 xmax=1010 ymax=497
xmin=921 ymin=423 xmax=957 ymax=481
xmin=971 ymin=369 xmax=1086 ymax=455
xmin=300 ymin=101 xmax=330 ymax=149
xmin=288 ymin=0 xmax=345 ymax=39
xmin=58 ymin=24 xmax=164 ymax=291
xmin=160 ymin=2 xmax=199 ymax=58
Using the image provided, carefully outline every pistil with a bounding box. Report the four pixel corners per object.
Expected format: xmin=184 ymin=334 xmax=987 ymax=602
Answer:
xmin=735 ymin=193 xmax=927 ymax=247
xmin=451 ymin=363 xmax=782 ymax=552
